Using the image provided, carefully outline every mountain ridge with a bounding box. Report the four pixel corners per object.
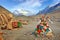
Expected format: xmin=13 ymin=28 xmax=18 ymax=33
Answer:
xmin=37 ymin=3 xmax=60 ymax=15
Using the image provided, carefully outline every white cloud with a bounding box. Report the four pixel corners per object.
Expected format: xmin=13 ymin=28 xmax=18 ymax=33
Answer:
xmin=49 ymin=0 xmax=60 ymax=7
xmin=15 ymin=0 xmax=24 ymax=1
xmin=12 ymin=0 xmax=43 ymax=9
xmin=31 ymin=1 xmax=42 ymax=7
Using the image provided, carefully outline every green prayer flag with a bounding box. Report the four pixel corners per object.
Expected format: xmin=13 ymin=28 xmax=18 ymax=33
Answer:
xmin=18 ymin=22 xmax=22 ymax=28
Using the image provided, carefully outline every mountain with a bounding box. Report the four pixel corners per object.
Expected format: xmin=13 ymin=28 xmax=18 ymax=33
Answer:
xmin=13 ymin=9 xmax=33 ymax=16
xmin=37 ymin=3 xmax=60 ymax=15
xmin=0 ymin=5 xmax=14 ymax=25
xmin=13 ymin=10 xmax=23 ymax=16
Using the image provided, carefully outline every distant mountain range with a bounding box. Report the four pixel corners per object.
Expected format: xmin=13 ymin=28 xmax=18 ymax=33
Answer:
xmin=0 ymin=3 xmax=60 ymax=16
xmin=13 ymin=10 xmax=23 ymax=16
xmin=37 ymin=3 xmax=60 ymax=15
xmin=13 ymin=9 xmax=33 ymax=16
xmin=13 ymin=3 xmax=60 ymax=16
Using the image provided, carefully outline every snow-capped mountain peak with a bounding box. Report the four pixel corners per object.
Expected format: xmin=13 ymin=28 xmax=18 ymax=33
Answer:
xmin=13 ymin=9 xmax=30 ymax=16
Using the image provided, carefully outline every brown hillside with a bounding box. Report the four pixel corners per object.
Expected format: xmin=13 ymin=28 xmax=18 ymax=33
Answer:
xmin=0 ymin=6 xmax=13 ymax=26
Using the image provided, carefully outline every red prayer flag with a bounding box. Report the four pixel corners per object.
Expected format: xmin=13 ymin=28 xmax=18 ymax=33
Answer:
xmin=12 ymin=22 xmax=18 ymax=28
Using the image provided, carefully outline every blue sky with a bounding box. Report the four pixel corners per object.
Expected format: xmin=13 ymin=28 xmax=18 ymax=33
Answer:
xmin=0 ymin=0 xmax=60 ymax=16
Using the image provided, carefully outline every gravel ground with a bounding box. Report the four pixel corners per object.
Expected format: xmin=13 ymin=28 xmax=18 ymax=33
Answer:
xmin=1 ymin=20 xmax=60 ymax=40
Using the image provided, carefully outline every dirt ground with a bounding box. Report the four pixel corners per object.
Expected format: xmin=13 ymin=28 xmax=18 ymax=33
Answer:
xmin=1 ymin=19 xmax=60 ymax=40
